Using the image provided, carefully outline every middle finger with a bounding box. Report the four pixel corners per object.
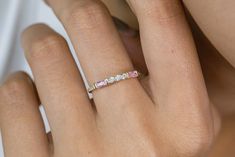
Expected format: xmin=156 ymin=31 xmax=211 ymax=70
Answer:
xmin=46 ymin=0 xmax=150 ymax=114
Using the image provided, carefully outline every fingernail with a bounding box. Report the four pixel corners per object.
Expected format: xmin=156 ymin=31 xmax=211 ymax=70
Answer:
xmin=112 ymin=16 xmax=138 ymax=37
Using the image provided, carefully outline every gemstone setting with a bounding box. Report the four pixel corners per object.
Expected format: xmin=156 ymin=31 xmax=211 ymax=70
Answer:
xmin=107 ymin=77 xmax=115 ymax=84
xmin=88 ymin=70 xmax=141 ymax=93
xmin=95 ymin=80 xmax=107 ymax=88
xmin=122 ymin=73 xmax=129 ymax=79
xmin=115 ymin=75 xmax=123 ymax=81
xmin=128 ymin=70 xmax=139 ymax=78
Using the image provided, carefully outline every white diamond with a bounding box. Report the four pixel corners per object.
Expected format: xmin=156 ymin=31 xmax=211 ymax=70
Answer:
xmin=107 ymin=77 xmax=115 ymax=84
xmin=115 ymin=75 xmax=122 ymax=81
xmin=122 ymin=73 xmax=128 ymax=79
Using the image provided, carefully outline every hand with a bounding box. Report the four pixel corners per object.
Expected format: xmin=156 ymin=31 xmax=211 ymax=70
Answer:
xmin=0 ymin=0 xmax=220 ymax=157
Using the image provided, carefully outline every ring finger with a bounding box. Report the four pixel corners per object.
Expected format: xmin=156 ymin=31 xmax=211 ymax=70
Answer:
xmin=46 ymin=0 xmax=150 ymax=115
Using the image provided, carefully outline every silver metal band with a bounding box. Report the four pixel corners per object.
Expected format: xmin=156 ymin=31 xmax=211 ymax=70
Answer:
xmin=87 ymin=70 xmax=141 ymax=93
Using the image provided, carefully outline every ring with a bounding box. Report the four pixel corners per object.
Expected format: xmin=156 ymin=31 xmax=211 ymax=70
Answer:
xmin=87 ymin=70 xmax=141 ymax=93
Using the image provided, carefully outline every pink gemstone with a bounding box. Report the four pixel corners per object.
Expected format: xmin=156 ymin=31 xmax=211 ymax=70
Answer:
xmin=95 ymin=80 xmax=107 ymax=88
xmin=128 ymin=71 xmax=139 ymax=78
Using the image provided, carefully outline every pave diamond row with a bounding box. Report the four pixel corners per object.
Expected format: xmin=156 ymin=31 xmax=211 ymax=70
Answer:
xmin=88 ymin=70 xmax=140 ymax=93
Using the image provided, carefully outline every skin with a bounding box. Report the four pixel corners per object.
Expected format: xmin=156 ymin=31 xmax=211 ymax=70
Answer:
xmin=183 ymin=0 xmax=235 ymax=68
xmin=0 ymin=0 xmax=233 ymax=156
xmin=102 ymin=1 xmax=235 ymax=156
xmin=189 ymin=17 xmax=235 ymax=157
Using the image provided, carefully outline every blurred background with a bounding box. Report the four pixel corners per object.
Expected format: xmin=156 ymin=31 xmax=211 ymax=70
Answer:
xmin=0 ymin=0 xmax=80 ymax=156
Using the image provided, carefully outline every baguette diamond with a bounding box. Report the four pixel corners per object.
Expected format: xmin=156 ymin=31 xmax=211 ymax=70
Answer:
xmin=128 ymin=70 xmax=139 ymax=78
xmin=95 ymin=80 xmax=107 ymax=88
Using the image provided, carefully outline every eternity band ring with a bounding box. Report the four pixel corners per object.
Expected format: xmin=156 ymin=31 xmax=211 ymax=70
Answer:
xmin=87 ymin=70 xmax=141 ymax=93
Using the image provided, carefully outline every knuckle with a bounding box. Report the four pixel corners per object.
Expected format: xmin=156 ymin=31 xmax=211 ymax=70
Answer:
xmin=192 ymin=129 xmax=214 ymax=152
xmin=27 ymin=33 xmax=66 ymax=61
xmin=130 ymin=0 xmax=183 ymax=21
xmin=0 ymin=72 xmax=30 ymax=106
xmin=176 ymin=125 xmax=214 ymax=156
xmin=61 ymin=1 xmax=108 ymax=30
xmin=0 ymin=72 xmax=29 ymax=95
xmin=184 ymin=136 xmax=213 ymax=156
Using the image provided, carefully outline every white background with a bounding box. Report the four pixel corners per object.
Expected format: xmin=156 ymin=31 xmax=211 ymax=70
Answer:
xmin=0 ymin=0 xmax=85 ymax=156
